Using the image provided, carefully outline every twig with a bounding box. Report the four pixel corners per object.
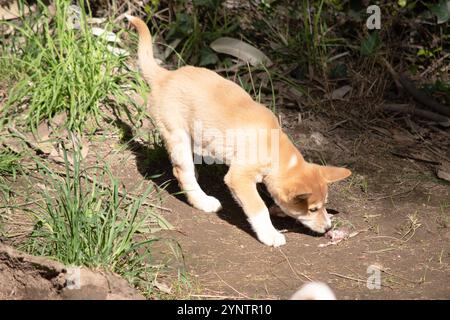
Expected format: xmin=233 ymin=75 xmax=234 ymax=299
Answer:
xmin=279 ymin=249 xmax=314 ymax=282
xmin=390 ymin=149 xmax=441 ymax=165
xmin=381 ymin=103 xmax=449 ymax=125
xmin=398 ymin=74 xmax=450 ymax=118
xmin=327 ymin=119 xmax=349 ymax=132
xmin=381 ymin=269 xmax=422 ymax=285
xmin=364 ymin=247 xmax=397 ymax=254
xmin=330 ymin=272 xmax=392 ymax=289
xmin=380 ymin=57 xmax=450 ymax=118
xmin=0 ymin=195 xmax=52 ymax=209
xmin=214 ymin=272 xmax=252 ymax=299
xmin=367 ymin=182 xmax=420 ymax=201
xmin=420 ymin=53 xmax=450 ymax=78
xmin=329 ymin=272 xmax=366 ymax=284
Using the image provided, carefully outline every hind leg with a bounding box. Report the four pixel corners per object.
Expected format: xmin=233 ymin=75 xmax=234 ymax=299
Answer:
xmin=165 ymin=129 xmax=222 ymax=213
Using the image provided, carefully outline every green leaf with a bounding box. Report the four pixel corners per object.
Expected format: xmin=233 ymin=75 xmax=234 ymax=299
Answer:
xmin=417 ymin=48 xmax=434 ymax=58
xmin=330 ymin=63 xmax=348 ymax=79
xmin=430 ymin=0 xmax=450 ymax=24
xmin=199 ymin=47 xmax=218 ymax=66
xmin=360 ymin=32 xmax=380 ymax=56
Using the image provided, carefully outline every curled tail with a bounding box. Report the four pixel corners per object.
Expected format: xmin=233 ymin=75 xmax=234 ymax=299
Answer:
xmin=125 ymin=15 xmax=164 ymax=83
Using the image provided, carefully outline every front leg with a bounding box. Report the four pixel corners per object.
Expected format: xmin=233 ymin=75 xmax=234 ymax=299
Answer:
xmin=224 ymin=167 xmax=286 ymax=247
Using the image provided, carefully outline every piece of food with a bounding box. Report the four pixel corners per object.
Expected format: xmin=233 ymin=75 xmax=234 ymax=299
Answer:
xmin=325 ymin=228 xmax=349 ymax=242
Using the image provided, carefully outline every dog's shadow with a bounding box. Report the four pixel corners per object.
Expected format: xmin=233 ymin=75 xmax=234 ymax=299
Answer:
xmin=114 ymin=119 xmax=321 ymax=240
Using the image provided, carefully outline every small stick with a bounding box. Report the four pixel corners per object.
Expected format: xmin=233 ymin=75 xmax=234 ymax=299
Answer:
xmin=380 ymin=57 xmax=450 ymax=118
xmin=215 ymin=272 xmax=252 ymax=300
xmin=329 ymin=272 xmax=366 ymax=284
xmin=390 ymin=150 xmax=441 ymax=165
xmin=381 ymin=269 xmax=422 ymax=284
xmin=381 ymin=103 xmax=449 ymax=124
xmin=330 ymin=272 xmax=393 ymax=289
xmin=367 ymin=182 xmax=420 ymax=201
xmin=365 ymin=247 xmax=397 ymax=254
xmin=279 ymin=249 xmax=314 ymax=282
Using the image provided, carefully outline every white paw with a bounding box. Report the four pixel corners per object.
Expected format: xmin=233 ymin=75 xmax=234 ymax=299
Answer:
xmin=257 ymin=229 xmax=286 ymax=247
xmin=194 ymin=195 xmax=222 ymax=213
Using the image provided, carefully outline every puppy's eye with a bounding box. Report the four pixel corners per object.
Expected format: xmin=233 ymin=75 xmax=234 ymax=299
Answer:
xmin=309 ymin=207 xmax=318 ymax=212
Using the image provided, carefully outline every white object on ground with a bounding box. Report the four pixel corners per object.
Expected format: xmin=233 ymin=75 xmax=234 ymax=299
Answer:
xmin=290 ymin=282 xmax=336 ymax=300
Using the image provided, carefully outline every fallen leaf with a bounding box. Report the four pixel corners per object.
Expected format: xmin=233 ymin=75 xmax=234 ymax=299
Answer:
xmin=80 ymin=139 xmax=89 ymax=159
xmin=2 ymin=137 xmax=24 ymax=154
xmin=106 ymin=45 xmax=129 ymax=56
xmin=210 ymin=37 xmax=272 ymax=67
xmin=0 ymin=1 xmax=34 ymax=20
xmin=331 ymin=85 xmax=352 ymax=100
xmin=32 ymin=121 xmax=55 ymax=155
xmin=36 ymin=121 xmax=51 ymax=141
xmin=50 ymin=112 xmax=68 ymax=128
xmin=91 ymin=27 xmax=121 ymax=43
xmin=153 ymin=280 xmax=172 ymax=294
xmin=164 ymin=38 xmax=182 ymax=59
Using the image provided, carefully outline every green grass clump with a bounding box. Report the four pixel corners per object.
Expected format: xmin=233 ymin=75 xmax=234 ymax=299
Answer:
xmin=25 ymin=148 xmax=170 ymax=289
xmin=0 ymin=149 xmax=21 ymax=178
xmin=1 ymin=0 xmax=143 ymax=132
xmin=0 ymin=148 xmax=22 ymax=198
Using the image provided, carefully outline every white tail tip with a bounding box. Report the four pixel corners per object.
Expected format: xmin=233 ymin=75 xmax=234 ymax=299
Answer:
xmin=124 ymin=14 xmax=133 ymax=22
xmin=290 ymin=282 xmax=336 ymax=300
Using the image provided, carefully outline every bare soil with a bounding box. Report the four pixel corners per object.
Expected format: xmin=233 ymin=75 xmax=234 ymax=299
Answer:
xmin=101 ymin=105 xmax=450 ymax=299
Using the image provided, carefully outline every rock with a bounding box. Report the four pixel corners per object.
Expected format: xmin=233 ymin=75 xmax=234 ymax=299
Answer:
xmin=0 ymin=243 xmax=145 ymax=300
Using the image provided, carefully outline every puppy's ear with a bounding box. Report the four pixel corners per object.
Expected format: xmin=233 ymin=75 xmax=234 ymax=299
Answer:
xmin=293 ymin=193 xmax=312 ymax=203
xmin=319 ymin=166 xmax=351 ymax=183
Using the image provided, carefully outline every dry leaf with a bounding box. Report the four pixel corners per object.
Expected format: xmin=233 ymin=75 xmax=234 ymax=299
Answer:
xmin=2 ymin=137 xmax=23 ymax=154
xmin=0 ymin=1 xmax=34 ymax=20
xmin=33 ymin=121 xmax=55 ymax=155
xmin=36 ymin=121 xmax=51 ymax=140
xmin=153 ymin=280 xmax=172 ymax=294
xmin=164 ymin=38 xmax=182 ymax=59
xmin=80 ymin=139 xmax=89 ymax=159
xmin=331 ymin=85 xmax=352 ymax=100
xmin=91 ymin=27 xmax=120 ymax=43
xmin=210 ymin=37 xmax=272 ymax=67
xmin=50 ymin=112 xmax=68 ymax=128
xmin=106 ymin=45 xmax=129 ymax=56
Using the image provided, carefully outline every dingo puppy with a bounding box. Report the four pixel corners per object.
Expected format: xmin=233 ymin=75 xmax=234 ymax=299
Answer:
xmin=126 ymin=15 xmax=351 ymax=247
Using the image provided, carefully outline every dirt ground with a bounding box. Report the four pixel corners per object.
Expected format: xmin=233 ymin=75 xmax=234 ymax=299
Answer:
xmin=90 ymin=104 xmax=450 ymax=300
xmin=0 ymin=243 xmax=144 ymax=300
xmin=1 ymin=101 xmax=449 ymax=300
